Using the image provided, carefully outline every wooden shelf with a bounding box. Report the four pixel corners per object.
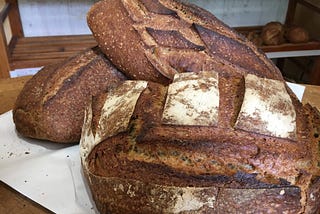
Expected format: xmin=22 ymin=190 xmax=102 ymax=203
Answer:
xmin=260 ymin=41 xmax=320 ymax=53
xmin=0 ymin=1 xmax=98 ymax=78
xmin=9 ymin=34 xmax=97 ymax=70
xmin=235 ymin=26 xmax=320 ymax=54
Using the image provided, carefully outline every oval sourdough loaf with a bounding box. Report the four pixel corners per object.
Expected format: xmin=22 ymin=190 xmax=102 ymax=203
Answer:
xmin=80 ymin=71 xmax=320 ymax=213
xmin=13 ymin=47 xmax=127 ymax=143
xmin=87 ymin=0 xmax=284 ymax=84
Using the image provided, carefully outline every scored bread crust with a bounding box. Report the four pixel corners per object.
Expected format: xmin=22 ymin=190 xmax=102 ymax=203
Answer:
xmin=87 ymin=0 xmax=283 ymax=85
xmin=84 ymin=0 xmax=320 ymax=212
xmin=13 ymin=47 xmax=127 ymax=143
xmin=80 ymin=72 xmax=320 ymax=213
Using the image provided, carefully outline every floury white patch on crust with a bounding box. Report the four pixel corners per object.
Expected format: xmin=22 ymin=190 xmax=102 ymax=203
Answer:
xmin=99 ymin=176 xmax=218 ymax=213
xmin=235 ymin=74 xmax=296 ymax=139
xmin=80 ymin=81 xmax=148 ymax=165
xmin=169 ymin=187 xmax=216 ymax=213
xmin=80 ymin=100 xmax=94 ymax=166
xmin=96 ymin=81 xmax=148 ymax=142
xmin=162 ymin=71 xmax=219 ymax=126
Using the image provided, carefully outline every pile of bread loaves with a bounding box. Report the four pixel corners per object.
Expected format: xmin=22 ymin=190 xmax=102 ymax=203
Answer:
xmin=247 ymin=21 xmax=310 ymax=47
xmin=13 ymin=0 xmax=320 ymax=213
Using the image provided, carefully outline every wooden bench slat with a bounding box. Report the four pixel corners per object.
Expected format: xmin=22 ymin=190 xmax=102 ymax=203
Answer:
xmin=15 ymin=39 xmax=96 ymax=47
xmin=11 ymin=51 xmax=78 ymax=60
xmin=8 ymin=35 xmax=98 ymax=70
xmin=260 ymin=41 xmax=320 ymax=52
xmin=17 ymin=35 xmax=95 ymax=43
xmin=10 ymin=59 xmax=61 ymax=70
xmin=15 ymin=40 xmax=96 ymax=47
xmin=12 ymin=45 xmax=94 ymax=54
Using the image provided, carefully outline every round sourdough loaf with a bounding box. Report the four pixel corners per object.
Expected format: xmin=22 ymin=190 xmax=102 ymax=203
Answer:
xmin=286 ymin=26 xmax=310 ymax=44
xmin=261 ymin=22 xmax=285 ymax=46
xmin=80 ymin=72 xmax=320 ymax=213
xmin=13 ymin=47 xmax=127 ymax=143
xmin=87 ymin=0 xmax=284 ymax=85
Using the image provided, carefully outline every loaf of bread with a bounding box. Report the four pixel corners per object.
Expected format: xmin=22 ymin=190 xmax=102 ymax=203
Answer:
xmin=13 ymin=47 xmax=126 ymax=143
xmin=246 ymin=31 xmax=263 ymax=47
xmin=286 ymin=26 xmax=309 ymax=44
xmin=12 ymin=0 xmax=320 ymax=212
xmin=81 ymin=0 xmax=320 ymax=213
xmin=87 ymin=0 xmax=284 ymax=85
xmin=80 ymin=71 xmax=320 ymax=213
xmin=261 ymin=22 xmax=285 ymax=46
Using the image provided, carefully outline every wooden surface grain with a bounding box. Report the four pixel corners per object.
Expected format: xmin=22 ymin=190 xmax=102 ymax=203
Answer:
xmin=302 ymin=84 xmax=320 ymax=110
xmin=0 ymin=75 xmax=32 ymax=114
xmin=0 ymin=181 xmax=53 ymax=214
xmin=0 ymin=75 xmax=319 ymax=213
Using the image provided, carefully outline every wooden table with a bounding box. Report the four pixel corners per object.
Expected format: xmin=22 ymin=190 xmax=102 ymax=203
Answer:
xmin=0 ymin=76 xmax=320 ymax=213
xmin=0 ymin=75 xmax=32 ymax=114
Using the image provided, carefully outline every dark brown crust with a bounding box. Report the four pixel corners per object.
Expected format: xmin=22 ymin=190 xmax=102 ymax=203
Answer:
xmin=218 ymin=73 xmax=244 ymax=128
xmin=83 ymin=0 xmax=320 ymax=212
xmin=84 ymin=80 xmax=320 ymax=213
xmin=146 ymin=27 xmax=205 ymax=50
xmin=84 ymin=168 xmax=320 ymax=214
xmin=87 ymin=81 xmax=317 ymax=181
xmin=13 ymin=47 xmax=127 ymax=143
xmin=87 ymin=0 xmax=283 ymax=84
xmin=87 ymin=0 xmax=169 ymax=84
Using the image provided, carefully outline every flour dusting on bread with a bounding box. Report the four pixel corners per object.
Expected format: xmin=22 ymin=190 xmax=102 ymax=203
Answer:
xmin=162 ymin=71 xmax=219 ymax=126
xmin=236 ymin=74 xmax=296 ymax=139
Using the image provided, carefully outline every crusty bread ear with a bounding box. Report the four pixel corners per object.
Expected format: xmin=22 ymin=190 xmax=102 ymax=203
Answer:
xmin=87 ymin=0 xmax=283 ymax=84
xmin=13 ymin=47 xmax=126 ymax=143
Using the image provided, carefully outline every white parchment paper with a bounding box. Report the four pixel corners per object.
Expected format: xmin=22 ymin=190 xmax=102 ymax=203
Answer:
xmin=0 ymin=111 xmax=97 ymax=214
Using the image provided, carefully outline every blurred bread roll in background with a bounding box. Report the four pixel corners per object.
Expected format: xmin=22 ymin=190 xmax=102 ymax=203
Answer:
xmin=286 ymin=26 xmax=309 ymax=43
xmin=247 ymin=31 xmax=263 ymax=47
xmin=261 ymin=21 xmax=285 ymax=45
